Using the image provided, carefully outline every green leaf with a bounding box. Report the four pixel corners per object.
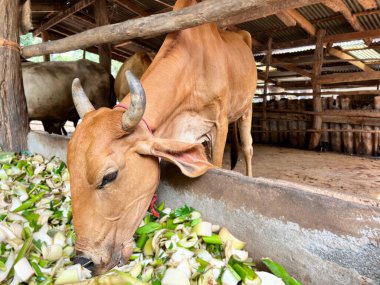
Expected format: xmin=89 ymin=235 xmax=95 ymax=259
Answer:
xmin=262 ymin=258 xmax=303 ymax=285
xmin=136 ymin=222 xmax=162 ymax=235
xmin=170 ymin=204 xmax=194 ymax=218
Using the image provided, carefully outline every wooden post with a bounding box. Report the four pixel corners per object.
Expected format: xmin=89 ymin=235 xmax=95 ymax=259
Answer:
xmin=262 ymin=37 xmax=272 ymax=143
xmin=374 ymin=96 xmax=380 ymax=156
xmin=340 ymin=97 xmax=353 ymax=154
xmin=308 ymin=29 xmax=326 ymax=150
xmin=94 ymin=0 xmax=112 ymax=73
xmin=0 ymin=0 xmax=29 ymax=151
xmin=41 ymin=31 xmax=50 ymax=61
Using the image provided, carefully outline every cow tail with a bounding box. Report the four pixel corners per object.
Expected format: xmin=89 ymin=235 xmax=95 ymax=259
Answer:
xmin=230 ymin=121 xmax=239 ymax=170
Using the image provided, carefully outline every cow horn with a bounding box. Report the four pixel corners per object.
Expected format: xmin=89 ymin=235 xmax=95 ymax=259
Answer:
xmin=121 ymin=71 xmax=146 ymax=132
xmin=72 ymin=78 xmax=95 ymax=118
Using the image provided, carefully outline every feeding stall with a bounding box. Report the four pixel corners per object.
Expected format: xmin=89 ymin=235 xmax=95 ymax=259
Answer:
xmin=0 ymin=0 xmax=379 ymax=284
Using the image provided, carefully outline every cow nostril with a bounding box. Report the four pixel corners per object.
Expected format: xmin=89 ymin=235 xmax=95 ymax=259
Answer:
xmin=74 ymin=256 xmax=95 ymax=272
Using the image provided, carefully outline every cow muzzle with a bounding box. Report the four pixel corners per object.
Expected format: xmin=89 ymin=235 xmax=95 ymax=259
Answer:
xmin=74 ymin=251 xmax=96 ymax=273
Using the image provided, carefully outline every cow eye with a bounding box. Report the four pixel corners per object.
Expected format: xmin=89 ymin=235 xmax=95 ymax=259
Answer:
xmin=98 ymin=171 xmax=118 ymax=189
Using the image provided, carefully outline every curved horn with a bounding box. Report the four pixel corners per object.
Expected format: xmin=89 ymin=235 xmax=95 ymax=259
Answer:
xmin=72 ymin=78 xmax=95 ymax=118
xmin=121 ymin=71 xmax=146 ymax=132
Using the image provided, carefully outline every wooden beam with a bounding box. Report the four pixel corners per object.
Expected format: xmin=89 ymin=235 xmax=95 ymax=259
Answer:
xmin=41 ymin=31 xmax=50 ymax=61
xmin=322 ymin=0 xmax=369 ymax=44
xmin=254 ymin=28 xmax=380 ymax=52
xmin=33 ymin=0 xmax=94 ymax=36
xmin=115 ymin=0 xmax=150 ymax=17
xmin=23 ymin=0 xmax=326 ymax=58
xmin=309 ymin=29 xmax=326 ymax=150
xmin=325 ymin=28 xmax=380 ymax=43
xmin=31 ymin=2 xmax=65 ymax=12
xmin=316 ymin=71 xmax=380 ymax=85
xmin=281 ymin=7 xmax=374 ymax=73
xmin=262 ymin=38 xmax=273 ymax=143
xmin=95 ymin=0 xmax=111 ymax=73
xmin=272 ymin=58 xmax=312 ymax=77
xmin=255 ymin=90 xmax=380 ymax=97
xmin=357 ymin=0 xmax=377 ymax=10
xmin=0 ymin=0 xmax=29 ymax=151
xmin=285 ymin=9 xmax=316 ymax=35
xmin=276 ymin=11 xmax=297 ymax=27
xmin=327 ymin=47 xmax=376 ymax=73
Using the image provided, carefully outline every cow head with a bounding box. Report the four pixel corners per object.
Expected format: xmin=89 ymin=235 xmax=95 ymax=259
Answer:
xmin=67 ymin=71 xmax=213 ymax=274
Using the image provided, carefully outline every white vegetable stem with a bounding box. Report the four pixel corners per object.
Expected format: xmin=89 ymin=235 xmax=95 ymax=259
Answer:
xmin=162 ymin=268 xmax=190 ymax=285
xmin=14 ymin=257 xmax=35 ymax=282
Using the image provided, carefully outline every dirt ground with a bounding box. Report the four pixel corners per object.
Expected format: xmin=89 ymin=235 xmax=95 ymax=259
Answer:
xmin=222 ymin=144 xmax=380 ymax=201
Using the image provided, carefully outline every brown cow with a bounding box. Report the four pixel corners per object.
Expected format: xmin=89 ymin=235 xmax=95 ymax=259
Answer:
xmin=68 ymin=0 xmax=257 ymax=274
xmin=114 ymin=51 xmax=154 ymax=102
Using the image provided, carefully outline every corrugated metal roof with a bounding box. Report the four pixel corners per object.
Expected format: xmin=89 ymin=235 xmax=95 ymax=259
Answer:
xmin=297 ymin=3 xmax=336 ymax=20
xmin=315 ymin=18 xmax=354 ymax=35
xmin=245 ymin=15 xmax=286 ymax=32
xmin=348 ymin=48 xmax=380 ymax=62
xmin=343 ymin=0 xmax=366 ymax=13
xmin=271 ymin=27 xmax=309 ymax=43
xmin=358 ymin=13 xmax=380 ymax=30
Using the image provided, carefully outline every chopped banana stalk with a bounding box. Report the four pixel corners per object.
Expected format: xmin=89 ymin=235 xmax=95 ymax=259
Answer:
xmin=193 ymin=221 xmax=212 ymax=237
xmin=221 ymin=266 xmax=241 ymax=285
xmin=162 ymin=268 xmax=190 ymax=285
xmin=219 ymin=227 xmax=246 ymax=250
xmin=13 ymin=257 xmax=34 ymax=282
xmin=256 ymin=271 xmax=285 ymax=285
xmin=0 ymin=151 xmax=303 ymax=285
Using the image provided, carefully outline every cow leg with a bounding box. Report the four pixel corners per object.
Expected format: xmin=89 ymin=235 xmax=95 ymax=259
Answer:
xmin=238 ymin=106 xmax=253 ymax=176
xmin=212 ymin=119 xmax=229 ymax=168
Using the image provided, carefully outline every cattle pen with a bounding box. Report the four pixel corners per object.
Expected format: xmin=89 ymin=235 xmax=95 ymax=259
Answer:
xmin=0 ymin=0 xmax=379 ymax=284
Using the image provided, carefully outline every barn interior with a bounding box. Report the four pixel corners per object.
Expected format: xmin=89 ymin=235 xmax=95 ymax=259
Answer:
xmin=0 ymin=1 xmax=379 ymax=284
xmin=25 ymin=0 xmax=380 ymax=200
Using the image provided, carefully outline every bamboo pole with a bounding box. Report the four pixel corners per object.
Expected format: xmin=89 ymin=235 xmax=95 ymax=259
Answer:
xmin=262 ymin=38 xmax=272 ymax=143
xmin=22 ymin=0 xmax=323 ymax=58
xmin=309 ymin=29 xmax=326 ymax=150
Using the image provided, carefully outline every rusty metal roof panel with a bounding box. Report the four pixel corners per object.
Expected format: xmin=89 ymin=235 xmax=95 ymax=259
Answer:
xmin=315 ymin=18 xmax=354 ymax=35
xmin=297 ymin=3 xmax=336 ymax=20
xmin=357 ymin=13 xmax=380 ymax=30
xmin=343 ymin=0 xmax=365 ymax=13
xmin=108 ymin=4 xmax=137 ymax=23
xmin=245 ymin=15 xmax=286 ymax=33
xmin=130 ymin=0 xmax=174 ymax=13
xmin=271 ymin=27 xmax=309 ymax=43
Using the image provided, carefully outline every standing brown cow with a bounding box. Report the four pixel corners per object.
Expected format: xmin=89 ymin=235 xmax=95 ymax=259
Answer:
xmin=68 ymin=0 xmax=257 ymax=274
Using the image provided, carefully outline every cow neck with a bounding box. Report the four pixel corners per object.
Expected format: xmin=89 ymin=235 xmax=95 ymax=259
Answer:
xmin=113 ymin=103 xmax=153 ymax=134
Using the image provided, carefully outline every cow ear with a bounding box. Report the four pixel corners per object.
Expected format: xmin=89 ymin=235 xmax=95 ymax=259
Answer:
xmin=135 ymin=138 xmax=215 ymax=177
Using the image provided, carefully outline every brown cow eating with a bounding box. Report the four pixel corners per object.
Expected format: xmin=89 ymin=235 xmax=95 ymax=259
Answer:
xmin=67 ymin=0 xmax=257 ymax=274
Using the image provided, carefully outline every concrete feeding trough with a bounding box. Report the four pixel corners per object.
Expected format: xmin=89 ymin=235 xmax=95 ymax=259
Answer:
xmin=28 ymin=131 xmax=380 ymax=284
xmin=158 ymin=165 xmax=380 ymax=285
